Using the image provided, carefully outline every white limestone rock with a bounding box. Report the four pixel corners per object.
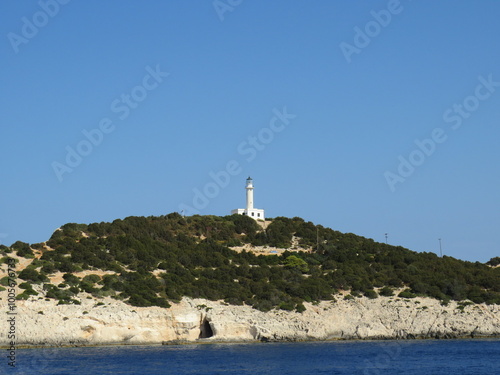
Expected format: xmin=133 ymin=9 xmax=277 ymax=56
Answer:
xmin=0 ymin=295 xmax=498 ymax=347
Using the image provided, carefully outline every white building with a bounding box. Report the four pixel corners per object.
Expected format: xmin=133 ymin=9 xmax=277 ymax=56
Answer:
xmin=231 ymin=177 xmax=265 ymax=221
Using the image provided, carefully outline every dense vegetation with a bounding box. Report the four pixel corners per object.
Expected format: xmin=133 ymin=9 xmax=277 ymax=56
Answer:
xmin=2 ymin=214 xmax=499 ymax=311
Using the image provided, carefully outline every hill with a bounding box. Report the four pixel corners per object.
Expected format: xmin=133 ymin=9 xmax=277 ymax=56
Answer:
xmin=1 ymin=213 xmax=499 ymax=313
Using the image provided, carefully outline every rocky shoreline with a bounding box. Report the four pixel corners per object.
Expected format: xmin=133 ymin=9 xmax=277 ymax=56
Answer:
xmin=1 ymin=294 xmax=498 ymax=348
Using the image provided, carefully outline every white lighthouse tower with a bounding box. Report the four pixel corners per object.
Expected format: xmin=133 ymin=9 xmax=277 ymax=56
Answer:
xmin=246 ymin=177 xmax=254 ymax=210
xmin=231 ymin=177 xmax=265 ymax=220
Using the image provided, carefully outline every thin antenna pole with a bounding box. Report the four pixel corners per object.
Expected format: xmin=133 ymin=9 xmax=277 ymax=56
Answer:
xmin=385 ymin=233 xmax=388 ymax=244
xmin=438 ymin=238 xmax=442 ymax=257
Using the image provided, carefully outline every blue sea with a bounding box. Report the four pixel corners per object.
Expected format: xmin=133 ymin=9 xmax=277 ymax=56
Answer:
xmin=7 ymin=339 xmax=499 ymax=374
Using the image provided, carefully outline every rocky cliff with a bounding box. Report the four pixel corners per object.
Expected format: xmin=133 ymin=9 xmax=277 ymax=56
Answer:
xmin=1 ymin=294 xmax=498 ymax=347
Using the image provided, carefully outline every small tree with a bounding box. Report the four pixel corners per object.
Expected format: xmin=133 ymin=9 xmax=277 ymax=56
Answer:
xmin=364 ymin=290 xmax=378 ymax=299
xmin=63 ymin=273 xmax=80 ymax=286
xmin=486 ymin=257 xmax=500 ymax=267
xmin=398 ymin=289 xmax=417 ymax=298
xmin=379 ymin=286 xmax=394 ymax=297
xmin=18 ymin=268 xmax=40 ymax=283
xmin=11 ymin=241 xmax=33 ymax=258
xmin=284 ymin=255 xmax=309 ymax=273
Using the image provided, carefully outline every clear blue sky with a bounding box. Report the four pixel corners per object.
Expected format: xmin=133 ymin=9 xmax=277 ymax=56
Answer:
xmin=1 ymin=0 xmax=499 ymax=263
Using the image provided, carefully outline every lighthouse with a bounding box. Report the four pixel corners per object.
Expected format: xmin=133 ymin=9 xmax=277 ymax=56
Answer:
xmin=246 ymin=177 xmax=254 ymax=210
xmin=231 ymin=177 xmax=265 ymax=220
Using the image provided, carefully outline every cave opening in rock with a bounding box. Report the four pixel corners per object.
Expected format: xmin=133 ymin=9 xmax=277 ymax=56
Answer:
xmin=199 ymin=318 xmax=214 ymax=339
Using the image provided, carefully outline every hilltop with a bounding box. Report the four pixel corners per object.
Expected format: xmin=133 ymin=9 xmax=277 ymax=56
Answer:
xmin=1 ymin=213 xmax=499 ymax=312
xmin=1 ymin=213 xmax=499 ymax=347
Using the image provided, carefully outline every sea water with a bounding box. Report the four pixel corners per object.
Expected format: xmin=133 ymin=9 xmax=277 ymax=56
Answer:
xmin=6 ymin=339 xmax=499 ymax=374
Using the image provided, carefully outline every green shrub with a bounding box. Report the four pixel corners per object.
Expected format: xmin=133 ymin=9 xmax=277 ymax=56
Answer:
xmin=398 ymin=289 xmax=417 ymax=298
xmin=0 ymin=276 xmax=10 ymax=286
xmin=79 ymin=281 xmax=96 ymax=293
xmin=11 ymin=241 xmax=33 ymax=258
xmin=364 ymin=290 xmax=378 ymax=299
xmin=295 ymin=303 xmax=306 ymax=313
xmin=82 ymin=274 xmax=101 ymax=284
xmin=19 ymin=282 xmax=33 ymax=290
xmin=252 ymin=299 xmax=273 ymax=312
xmin=57 ymin=299 xmax=80 ymax=305
xmin=379 ymin=286 xmax=394 ymax=297
xmin=128 ymin=294 xmax=152 ymax=307
xmin=63 ymin=273 xmax=80 ymax=286
xmin=16 ymin=293 xmax=30 ymax=300
xmin=486 ymin=257 xmax=500 ymax=267
xmin=225 ymin=238 xmax=243 ymax=247
xmin=18 ymin=268 xmax=43 ymax=283
xmin=278 ymin=302 xmax=295 ymax=311
xmin=41 ymin=263 xmax=56 ymax=274
xmin=24 ymin=288 xmax=38 ymax=296
xmin=226 ymin=214 xmax=259 ymax=236
xmin=284 ymin=255 xmax=309 ymax=273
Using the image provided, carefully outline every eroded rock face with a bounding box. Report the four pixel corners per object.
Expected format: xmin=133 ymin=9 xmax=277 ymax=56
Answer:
xmin=0 ymin=296 xmax=498 ymax=347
